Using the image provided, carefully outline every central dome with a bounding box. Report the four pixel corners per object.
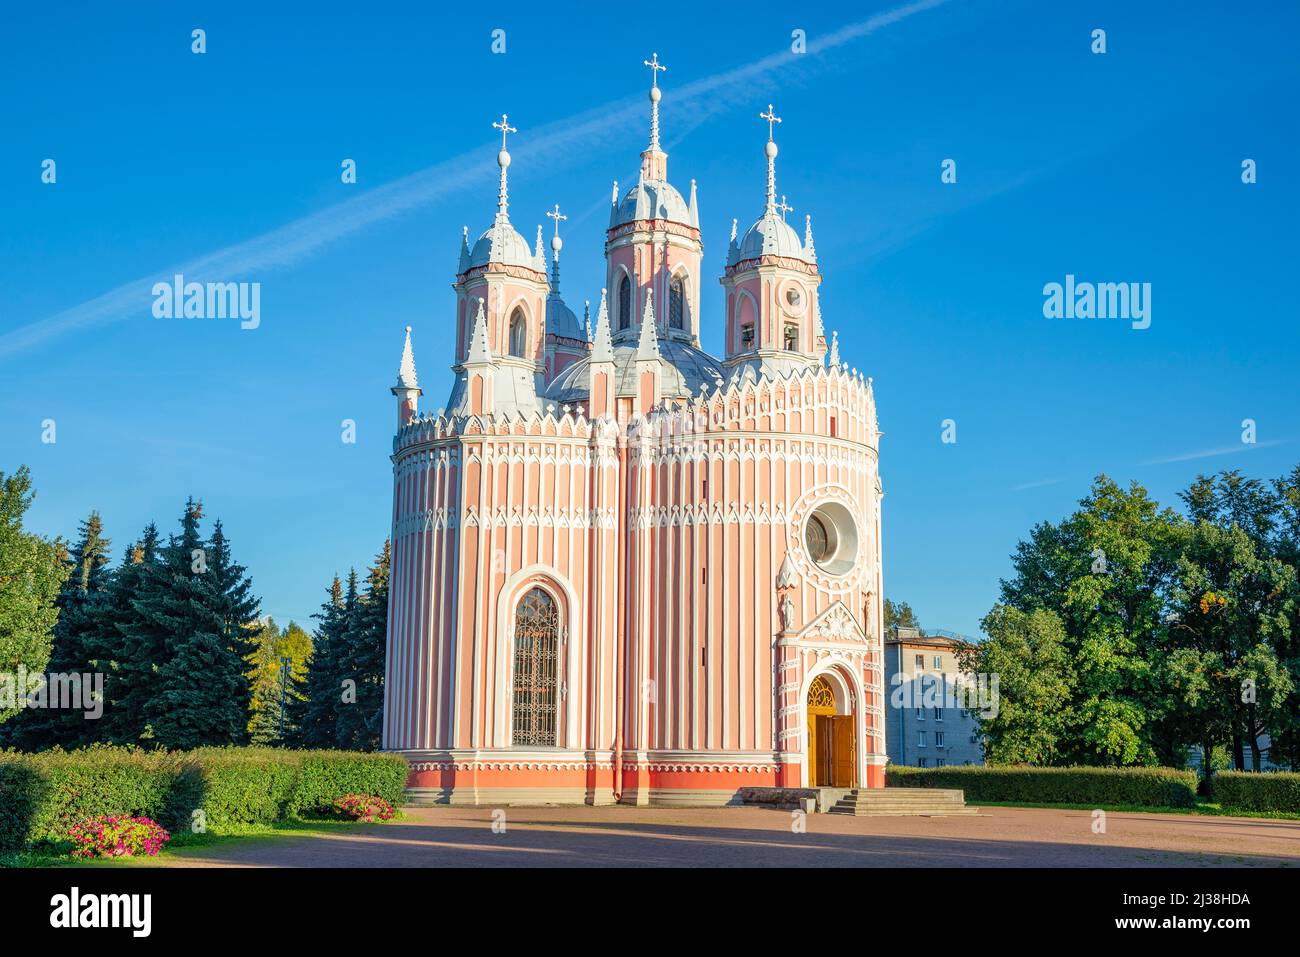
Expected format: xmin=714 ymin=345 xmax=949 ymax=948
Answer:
xmin=610 ymin=179 xmax=694 ymax=229
xmin=544 ymin=339 xmax=724 ymax=404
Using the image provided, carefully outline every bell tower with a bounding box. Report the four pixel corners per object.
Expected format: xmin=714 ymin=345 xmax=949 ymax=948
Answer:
xmin=721 ymin=104 xmax=825 ymax=378
xmin=604 ymin=54 xmax=704 ymax=351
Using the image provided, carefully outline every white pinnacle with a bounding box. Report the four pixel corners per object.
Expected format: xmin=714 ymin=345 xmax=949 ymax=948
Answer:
xmin=395 ymin=325 xmax=419 ymax=390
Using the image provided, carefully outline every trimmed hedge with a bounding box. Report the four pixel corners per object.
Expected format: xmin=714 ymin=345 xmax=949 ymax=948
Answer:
xmin=0 ymin=745 xmax=408 ymax=849
xmin=888 ymin=765 xmax=1198 ymax=808
xmin=1212 ymin=771 xmax=1300 ymax=813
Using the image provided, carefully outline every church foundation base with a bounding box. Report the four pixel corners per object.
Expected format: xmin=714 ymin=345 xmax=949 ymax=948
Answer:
xmin=397 ymin=750 xmax=873 ymax=807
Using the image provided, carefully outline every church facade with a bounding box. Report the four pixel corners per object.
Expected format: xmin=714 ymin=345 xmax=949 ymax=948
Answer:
xmin=382 ymin=57 xmax=887 ymax=806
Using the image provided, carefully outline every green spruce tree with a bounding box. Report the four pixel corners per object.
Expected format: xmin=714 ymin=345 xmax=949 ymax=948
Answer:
xmin=335 ymin=542 xmax=390 ymax=751
xmin=97 ymin=524 xmax=162 ymax=744
xmin=288 ymin=573 xmax=350 ymax=748
xmin=146 ymin=501 xmax=259 ymax=749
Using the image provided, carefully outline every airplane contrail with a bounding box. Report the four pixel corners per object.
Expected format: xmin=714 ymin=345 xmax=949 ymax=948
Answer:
xmin=0 ymin=0 xmax=954 ymax=362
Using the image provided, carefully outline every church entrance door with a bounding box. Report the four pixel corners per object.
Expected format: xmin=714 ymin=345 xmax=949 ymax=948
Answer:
xmin=807 ymin=675 xmax=856 ymax=788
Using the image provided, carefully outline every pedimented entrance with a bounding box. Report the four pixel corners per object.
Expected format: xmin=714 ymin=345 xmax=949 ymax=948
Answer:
xmin=807 ymin=674 xmax=856 ymax=788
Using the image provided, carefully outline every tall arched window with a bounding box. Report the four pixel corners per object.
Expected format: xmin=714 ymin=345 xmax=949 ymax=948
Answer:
xmin=669 ymin=275 xmax=685 ymax=329
xmin=509 ymin=307 xmax=527 ymax=357
xmin=512 ymin=587 xmax=559 ymax=746
xmin=618 ymin=275 xmax=632 ymax=331
xmin=784 ymin=321 xmax=799 ymax=351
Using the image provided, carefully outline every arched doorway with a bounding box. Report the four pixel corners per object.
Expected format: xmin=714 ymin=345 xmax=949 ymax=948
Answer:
xmin=511 ymin=587 xmax=559 ymax=746
xmin=807 ymin=674 xmax=856 ymax=787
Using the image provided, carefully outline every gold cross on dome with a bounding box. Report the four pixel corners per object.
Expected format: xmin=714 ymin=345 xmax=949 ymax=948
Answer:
xmin=546 ymin=203 xmax=567 ymax=237
xmin=760 ymin=104 xmax=782 ymax=141
xmin=492 ymin=113 xmax=517 ymax=149
xmin=644 ymin=52 xmax=666 ymax=87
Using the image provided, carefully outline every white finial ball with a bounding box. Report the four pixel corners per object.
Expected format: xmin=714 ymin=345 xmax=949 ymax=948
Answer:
xmin=765 ymin=141 xmax=778 ymax=159
xmin=550 ymin=235 xmax=563 ymax=253
xmin=649 ymin=86 xmax=661 ymax=103
xmin=498 ymin=149 xmax=511 ymax=168
xmin=405 ymin=325 xmax=412 ymax=334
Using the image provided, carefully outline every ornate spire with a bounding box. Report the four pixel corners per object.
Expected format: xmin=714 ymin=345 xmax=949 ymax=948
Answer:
xmin=611 ymin=180 xmax=619 ymax=205
xmin=759 ymin=103 xmax=782 ymax=214
xmin=533 ymin=224 xmax=544 ymax=269
xmin=466 ymin=298 xmax=492 ymax=365
xmin=584 ymin=299 xmax=591 ymax=342
xmin=492 ymin=113 xmax=517 ymax=222
xmin=394 ymin=326 xmax=419 ymax=390
xmin=637 ymin=288 xmax=662 ymax=360
xmin=457 ymin=225 xmax=471 ymax=273
xmin=643 ymin=52 xmax=666 ymax=151
xmin=804 ymin=214 xmax=817 ymax=261
xmin=829 ymin=330 xmax=840 ymax=367
xmin=546 ymin=203 xmax=567 ymax=293
xmin=591 ymin=288 xmax=614 ymax=362
xmin=688 ymin=178 xmax=699 ymax=227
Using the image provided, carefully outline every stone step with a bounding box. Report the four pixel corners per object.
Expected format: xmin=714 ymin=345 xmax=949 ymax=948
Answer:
xmin=826 ymin=787 xmax=973 ymax=816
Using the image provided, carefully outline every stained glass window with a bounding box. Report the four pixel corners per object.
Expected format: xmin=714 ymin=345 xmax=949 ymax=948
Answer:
xmin=512 ymin=587 xmax=559 ymax=746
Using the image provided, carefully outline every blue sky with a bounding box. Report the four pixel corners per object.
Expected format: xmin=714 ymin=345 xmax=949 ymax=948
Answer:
xmin=2 ymin=0 xmax=1298 ymax=635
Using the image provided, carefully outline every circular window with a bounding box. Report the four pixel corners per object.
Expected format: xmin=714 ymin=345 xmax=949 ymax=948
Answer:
xmin=803 ymin=502 xmax=859 ymax=576
xmin=805 ymin=514 xmax=833 ymax=563
xmin=783 ymin=284 xmax=806 ymax=317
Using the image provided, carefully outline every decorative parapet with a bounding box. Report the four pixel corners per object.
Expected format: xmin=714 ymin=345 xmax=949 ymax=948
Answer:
xmin=394 ymin=362 xmax=878 ymax=457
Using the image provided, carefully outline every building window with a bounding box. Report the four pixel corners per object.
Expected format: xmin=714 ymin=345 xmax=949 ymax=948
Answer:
xmin=508 ymin=307 xmax=527 ymax=357
xmin=970 ymin=734 xmax=979 ymax=744
xmin=918 ymin=731 xmax=927 ymax=748
xmin=915 ymin=706 xmax=924 ymax=720
xmin=511 ymin=587 xmax=559 ymax=746
xmin=914 ymin=654 xmax=924 ymax=670
xmin=936 ymin=758 xmax=946 ymax=767
xmin=935 ymin=731 xmax=945 ymax=747
xmin=740 ymin=322 xmax=755 ymax=351
xmin=805 ymin=513 xmax=832 ymax=564
xmin=934 ymin=707 xmax=943 ymax=721
xmin=618 ymin=275 xmax=632 ymax=331
xmin=918 ymin=757 xmax=928 ymax=768
xmin=669 ymin=274 xmax=685 ymax=329
xmin=784 ymin=321 xmax=799 ymax=351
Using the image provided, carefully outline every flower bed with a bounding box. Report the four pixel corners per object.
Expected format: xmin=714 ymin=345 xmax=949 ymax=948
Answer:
xmin=67 ymin=815 xmax=170 ymax=859
xmin=332 ymin=794 xmax=396 ymax=823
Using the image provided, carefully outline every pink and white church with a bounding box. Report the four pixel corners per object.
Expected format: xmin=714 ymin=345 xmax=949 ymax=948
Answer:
xmin=382 ymin=56 xmax=887 ymax=805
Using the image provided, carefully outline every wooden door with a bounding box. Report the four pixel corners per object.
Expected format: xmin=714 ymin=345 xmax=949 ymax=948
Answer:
xmin=831 ymin=715 xmax=855 ymax=787
xmin=816 ymin=715 xmax=834 ymax=786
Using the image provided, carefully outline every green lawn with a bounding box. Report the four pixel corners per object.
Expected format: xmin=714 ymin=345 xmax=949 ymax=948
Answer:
xmin=0 ymin=814 xmax=401 ymax=868
xmin=970 ymin=800 xmax=1300 ymax=821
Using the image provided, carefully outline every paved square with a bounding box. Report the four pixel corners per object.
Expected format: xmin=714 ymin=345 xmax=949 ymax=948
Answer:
xmin=158 ymin=805 xmax=1300 ymax=867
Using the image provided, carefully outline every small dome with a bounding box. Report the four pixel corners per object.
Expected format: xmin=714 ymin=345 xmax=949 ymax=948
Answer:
xmin=546 ymin=294 xmax=584 ymax=341
xmin=610 ymin=179 xmax=693 ymax=229
xmin=544 ymin=340 xmax=724 ymax=403
xmin=736 ymin=211 xmax=810 ymax=264
xmin=467 ymin=218 xmax=537 ymax=271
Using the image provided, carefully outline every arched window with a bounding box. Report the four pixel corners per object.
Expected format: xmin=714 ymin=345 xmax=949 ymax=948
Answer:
xmin=512 ymin=587 xmax=559 ymax=746
xmin=618 ymin=275 xmax=632 ymax=331
xmin=509 ymin=307 xmax=527 ymax=357
xmin=669 ymin=275 xmax=685 ymax=329
xmin=784 ymin=321 xmax=799 ymax=351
